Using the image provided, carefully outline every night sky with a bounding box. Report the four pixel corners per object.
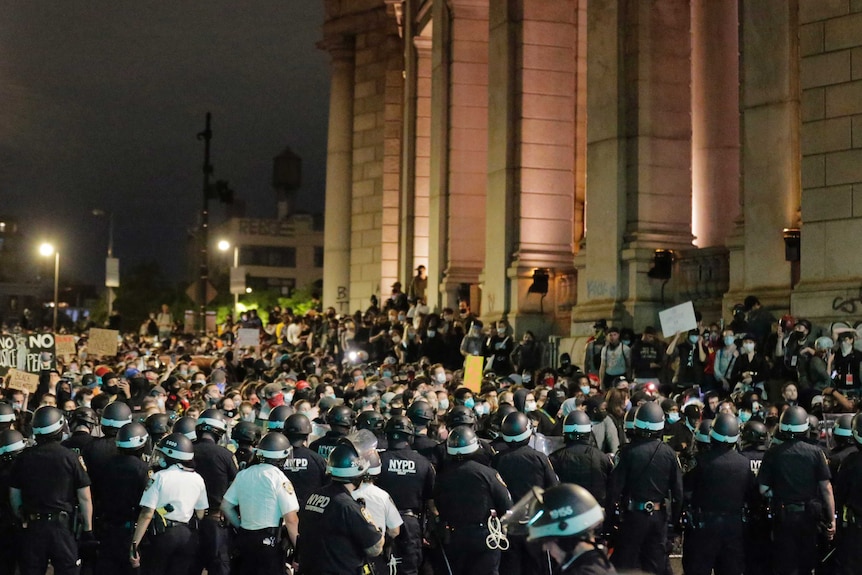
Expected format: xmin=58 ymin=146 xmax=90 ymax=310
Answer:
xmin=0 ymin=2 xmax=330 ymax=284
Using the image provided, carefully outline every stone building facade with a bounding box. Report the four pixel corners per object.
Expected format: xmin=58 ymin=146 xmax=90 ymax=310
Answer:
xmin=320 ymin=0 xmax=862 ymax=338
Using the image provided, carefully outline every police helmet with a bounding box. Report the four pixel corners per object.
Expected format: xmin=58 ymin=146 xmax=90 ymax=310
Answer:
xmin=563 ymin=410 xmax=593 ymax=441
xmin=446 ymin=425 xmax=480 ymax=456
xmin=356 ymin=411 xmax=386 ymax=434
xmin=624 ymin=408 xmax=637 ymax=431
xmin=0 ymin=429 xmax=26 ymax=458
xmin=32 ymin=406 xmax=65 ymax=439
xmin=284 ymin=413 xmax=312 ymax=437
xmin=256 ymin=432 xmax=292 ymax=463
xmin=326 ymin=405 xmax=355 ymax=429
xmin=694 ymin=419 xmax=713 ymax=445
xmin=501 ymin=411 xmax=533 ymax=443
xmin=710 ymin=413 xmax=739 ymax=444
xmin=634 ymin=402 xmax=665 ymax=437
xmin=446 ymin=405 xmax=476 ymax=429
xmin=741 ymin=420 xmax=769 ymax=448
xmin=834 ymin=414 xmax=854 ymax=442
xmin=489 ymin=404 xmax=518 ymax=435
xmin=366 ymin=449 xmax=382 ymax=476
xmin=0 ymin=403 xmax=16 ymax=427
xmin=406 ymin=400 xmax=434 ymax=427
xmin=778 ymin=405 xmax=809 ymax=439
xmin=326 ymin=441 xmax=370 ymax=482
xmin=266 ymin=405 xmax=293 ymax=431
xmin=116 ymin=422 xmax=149 ymax=451
xmin=852 ymin=413 xmax=862 ymax=446
xmin=807 ymin=415 xmax=821 ymax=442
xmin=156 ymin=432 xmax=195 ymax=465
xmin=70 ymin=407 xmax=98 ymax=430
xmin=384 ymin=415 xmax=414 ymax=442
xmin=173 ymin=416 xmax=198 ymax=441
xmin=232 ymin=421 xmax=261 ymax=446
xmin=101 ymin=401 xmax=133 ymax=431
xmin=144 ymin=413 xmax=171 ymax=437
xmin=526 ymin=484 xmax=604 ymax=543
xmin=196 ymin=408 xmax=228 ymax=437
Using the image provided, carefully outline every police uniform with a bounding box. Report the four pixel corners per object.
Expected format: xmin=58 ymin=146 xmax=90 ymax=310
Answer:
xmin=740 ymin=445 xmax=770 ymax=575
xmin=434 ymin=457 xmax=512 ymax=575
xmin=353 ymin=481 xmax=404 ymax=575
xmin=281 ymin=443 xmax=328 ymax=505
xmin=137 ymin=464 xmax=209 ymax=575
xmin=560 ymin=548 xmax=617 ymax=575
xmin=833 ymin=447 xmax=862 ymax=574
xmin=234 ymin=445 xmax=256 ymax=470
xmin=432 ymin=436 xmax=496 ymax=471
xmin=94 ymin=449 xmax=149 ymax=575
xmin=607 ymin=437 xmax=682 ymax=573
xmin=412 ymin=433 xmax=439 ymax=462
xmin=0 ymin=449 xmax=22 ymax=575
xmin=309 ymin=429 xmax=348 ymax=459
xmin=682 ymin=446 xmax=755 ymax=575
xmin=190 ymin=437 xmax=238 ymax=575
xmin=759 ymin=439 xmax=832 ymax=575
xmin=82 ymin=435 xmax=119 ymax=524
xmin=493 ymin=443 xmax=558 ymax=575
xmin=62 ymin=430 xmax=95 ymax=455
xmin=9 ymin=441 xmax=91 ymax=575
xmin=297 ymin=481 xmax=383 ymax=575
xmin=549 ymin=442 xmax=613 ymax=506
xmin=222 ymin=463 xmax=300 ymax=575
xmin=829 ymin=443 xmax=857 ymax=479
xmin=378 ymin=443 xmax=436 ymax=575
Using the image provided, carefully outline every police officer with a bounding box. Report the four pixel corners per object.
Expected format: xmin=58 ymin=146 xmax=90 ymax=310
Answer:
xmin=513 ymin=483 xmax=616 ymax=574
xmin=549 ymin=410 xmax=613 ymax=508
xmin=10 ymin=406 xmax=94 ymax=575
xmin=0 ymin=402 xmax=16 ymax=432
xmin=353 ymin=446 xmax=403 ymax=575
xmin=493 ymin=411 xmax=558 ymax=575
xmin=173 ymin=415 xmax=197 ymax=441
xmin=834 ymin=413 xmax=862 ymax=574
xmin=739 ymin=419 xmax=771 ymax=575
xmin=231 ymin=420 xmax=261 ymax=470
xmin=682 ymin=412 xmax=755 ymax=575
xmin=433 ymin=426 xmax=512 ymax=575
xmin=433 ymin=406 xmax=496 ymax=470
xmin=309 ymin=404 xmax=354 ymax=459
xmin=759 ymin=405 xmax=835 ymax=575
xmin=265 ymin=404 xmax=293 ymax=433
xmin=357 ymin=410 xmax=388 ymax=450
xmin=607 ymin=401 xmax=682 ymax=574
xmin=83 ymin=401 xmax=133 ymax=525
xmin=829 ymin=413 xmax=857 ymax=478
xmin=280 ymin=412 xmax=328 ymax=505
xmin=144 ymin=412 xmax=171 ymax=457
xmin=62 ymin=406 xmax=98 ymax=454
xmin=130 ymin=432 xmax=209 ymax=575
xmin=485 ymin=404 xmax=518 ymax=455
xmin=740 ymin=419 xmax=769 ymax=476
xmin=190 ymin=408 xmax=237 ymax=575
xmin=221 ymin=432 xmax=300 ymax=575
xmin=94 ymin=422 xmax=150 ymax=575
xmin=296 ymin=439 xmax=384 ymax=574
xmin=377 ymin=415 xmax=436 ymax=575
xmin=0 ymin=429 xmax=26 ymax=575
xmin=406 ymin=399 xmax=439 ymax=460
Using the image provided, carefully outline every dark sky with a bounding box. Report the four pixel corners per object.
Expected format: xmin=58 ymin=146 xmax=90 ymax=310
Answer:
xmin=0 ymin=2 xmax=329 ymax=284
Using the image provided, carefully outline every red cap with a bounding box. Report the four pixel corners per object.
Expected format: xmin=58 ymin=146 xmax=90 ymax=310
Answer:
xmin=295 ymin=380 xmax=310 ymax=391
xmin=94 ymin=366 xmax=111 ymax=378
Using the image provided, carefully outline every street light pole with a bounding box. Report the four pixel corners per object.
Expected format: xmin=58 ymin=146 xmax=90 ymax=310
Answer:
xmin=52 ymin=251 xmax=59 ymax=332
xmin=93 ymin=209 xmax=116 ymax=317
xmin=232 ymin=245 xmax=239 ymax=319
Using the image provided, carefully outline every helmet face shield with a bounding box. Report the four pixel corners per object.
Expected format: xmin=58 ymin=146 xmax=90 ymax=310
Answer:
xmin=502 ymin=486 xmax=545 ymax=538
xmin=343 ymin=429 xmax=379 ymax=462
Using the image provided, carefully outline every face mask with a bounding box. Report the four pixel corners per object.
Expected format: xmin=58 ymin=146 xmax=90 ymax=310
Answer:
xmin=242 ymin=411 xmax=256 ymax=423
xmin=353 ymin=375 xmax=363 ymax=383
xmin=742 ymin=342 xmax=755 ymax=354
xmin=724 ymin=335 xmax=735 ymax=346
xmin=524 ymin=401 xmax=537 ymax=413
xmin=667 ymin=412 xmax=681 ymax=424
xmin=266 ymin=393 xmax=284 ymax=408
xmin=438 ymin=398 xmax=449 ymax=411
xmin=624 ymin=399 xmax=632 ymax=412
xmin=841 ymin=341 xmax=853 ymax=354
xmin=222 ymin=409 xmax=236 ymax=419
xmin=382 ymin=370 xmax=392 ymax=378
xmin=407 ymin=331 xmax=416 ymax=338
xmin=739 ymin=411 xmax=752 ymax=423
xmin=216 ymin=382 xmax=225 ymax=393
xmin=497 ymin=328 xmax=506 ymax=336
xmin=284 ymin=391 xmax=294 ymax=403
xmin=427 ymin=330 xmax=436 ymax=338
xmin=392 ymin=336 xmax=401 ymax=344
xmin=397 ymin=314 xmax=406 ymax=322
xmin=179 ymin=370 xmax=188 ymax=377
xmin=435 ymin=372 xmax=447 ymax=384
xmin=104 ymin=384 xmax=119 ymax=395
xmin=12 ymin=402 xmax=22 ymax=412
xmin=688 ymin=335 xmax=699 ymax=344
xmin=580 ymin=385 xmax=591 ymax=395
xmin=474 ymin=403 xmax=489 ymax=416
xmin=156 ymin=398 xmax=165 ymax=410
xmin=464 ymin=397 xmax=475 ymax=409
xmin=324 ymin=393 xmax=336 ymax=399
xmin=622 ymin=340 xmax=631 ymax=346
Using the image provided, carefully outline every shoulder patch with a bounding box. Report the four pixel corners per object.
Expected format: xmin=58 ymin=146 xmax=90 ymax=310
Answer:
xmin=283 ymin=480 xmax=294 ymax=495
xmin=146 ymin=477 xmax=155 ymax=490
xmin=78 ymin=455 xmax=87 ymax=473
xmin=360 ymin=506 xmax=374 ymax=524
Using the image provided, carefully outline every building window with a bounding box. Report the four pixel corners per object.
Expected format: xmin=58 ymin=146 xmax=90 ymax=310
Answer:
xmin=314 ymin=246 xmax=324 ymax=268
xmin=240 ymin=246 xmax=296 ymax=268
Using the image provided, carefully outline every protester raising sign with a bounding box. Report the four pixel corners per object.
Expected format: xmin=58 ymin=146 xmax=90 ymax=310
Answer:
xmin=0 ymin=333 xmax=56 ymax=376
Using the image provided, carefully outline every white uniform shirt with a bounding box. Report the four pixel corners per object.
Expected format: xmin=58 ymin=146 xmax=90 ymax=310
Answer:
xmin=222 ymin=463 xmax=300 ymax=530
xmin=139 ymin=464 xmax=208 ymax=523
xmin=352 ymin=482 xmax=403 ymax=534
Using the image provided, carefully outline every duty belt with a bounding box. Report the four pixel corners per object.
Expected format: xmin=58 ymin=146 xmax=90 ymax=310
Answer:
xmin=162 ymin=519 xmax=188 ymax=529
xmin=400 ymin=509 xmax=421 ymax=518
xmin=779 ymin=503 xmax=806 ymax=513
xmin=628 ymin=500 xmax=663 ymax=513
xmin=26 ymin=511 xmax=70 ymax=523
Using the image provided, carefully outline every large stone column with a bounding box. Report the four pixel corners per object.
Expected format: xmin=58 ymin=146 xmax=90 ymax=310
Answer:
xmin=726 ymin=0 xmax=800 ymax=314
xmin=322 ymin=40 xmax=355 ymax=313
xmin=575 ymin=0 xmax=693 ymax=332
xmin=483 ymin=0 xmax=578 ymax=337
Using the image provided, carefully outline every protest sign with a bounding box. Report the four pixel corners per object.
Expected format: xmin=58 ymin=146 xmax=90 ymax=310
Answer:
xmin=5 ymin=368 xmax=40 ymax=393
xmin=237 ymin=328 xmax=259 ymax=348
xmin=659 ymin=301 xmax=698 ymax=337
xmin=463 ymin=355 xmax=484 ymax=393
xmin=88 ymin=328 xmax=119 ymax=357
xmin=55 ymin=335 xmax=76 ymax=358
xmin=0 ymin=333 xmax=56 ymax=375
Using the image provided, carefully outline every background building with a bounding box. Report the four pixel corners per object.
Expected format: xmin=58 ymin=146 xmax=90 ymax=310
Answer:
xmin=319 ymin=0 xmax=862 ymax=339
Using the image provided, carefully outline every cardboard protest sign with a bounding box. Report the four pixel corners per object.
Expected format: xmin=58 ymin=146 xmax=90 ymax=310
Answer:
xmin=237 ymin=329 xmax=259 ymax=348
xmin=659 ymin=301 xmax=698 ymax=337
xmin=0 ymin=333 xmax=56 ymax=375
xmin=463 ymin=355 xmax=484 ymax=393
xmin=88 ymin=328 xmax=119 ymax=357
xmin=5 ymin=368 xmax=40 ymax=393
xmin=55 ymin=335 xmax=76 ymax=359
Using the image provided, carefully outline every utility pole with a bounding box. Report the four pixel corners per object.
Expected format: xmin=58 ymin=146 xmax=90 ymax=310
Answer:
xmin=197 ymin=112 xmax=213 ymax=335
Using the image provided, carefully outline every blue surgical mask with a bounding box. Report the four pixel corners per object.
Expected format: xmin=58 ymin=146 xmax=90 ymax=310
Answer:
xmin=438 ymin=398 xmax=449 ymax=410
xmin=427 ymin=330 xmax=436 ymax=338
xmin=724 ymin=335 xmax=735 ymax=346
xmin=382 ymin=370 xmax=392 ymax=378
xmin=622 ymin=340 xmax=631 ymax=346
xmin=464 ymin=397 xmax=475 ymax=409
xmin=580 ymin=385 xmax=591 ymax=395
xmin=667 ymin=412 xmax=681 ymax=424
xmin=689 ymin=335 xmax=700 ymax=344
xmin=739 ymin=411 xmax=752 ymax=423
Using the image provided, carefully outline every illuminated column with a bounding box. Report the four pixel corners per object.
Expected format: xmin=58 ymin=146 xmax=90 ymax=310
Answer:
xmin=321 ymin=39 xmax=355 ymax=313
xmin=483 ymin=0 xmax=578 ymax=336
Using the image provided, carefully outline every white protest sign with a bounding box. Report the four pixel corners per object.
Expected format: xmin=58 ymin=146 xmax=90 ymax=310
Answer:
xmin=658 ymin=301 xmax=698 ymax=337
xmin=237 ymin=328 xmax=259 ymax=348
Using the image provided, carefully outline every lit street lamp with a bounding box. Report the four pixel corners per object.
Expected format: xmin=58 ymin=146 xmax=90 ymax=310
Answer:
xmin=218 ymin=240 xmax=240 ymax=318
xmin=39 ymin=243 xmax=59 ymax=331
